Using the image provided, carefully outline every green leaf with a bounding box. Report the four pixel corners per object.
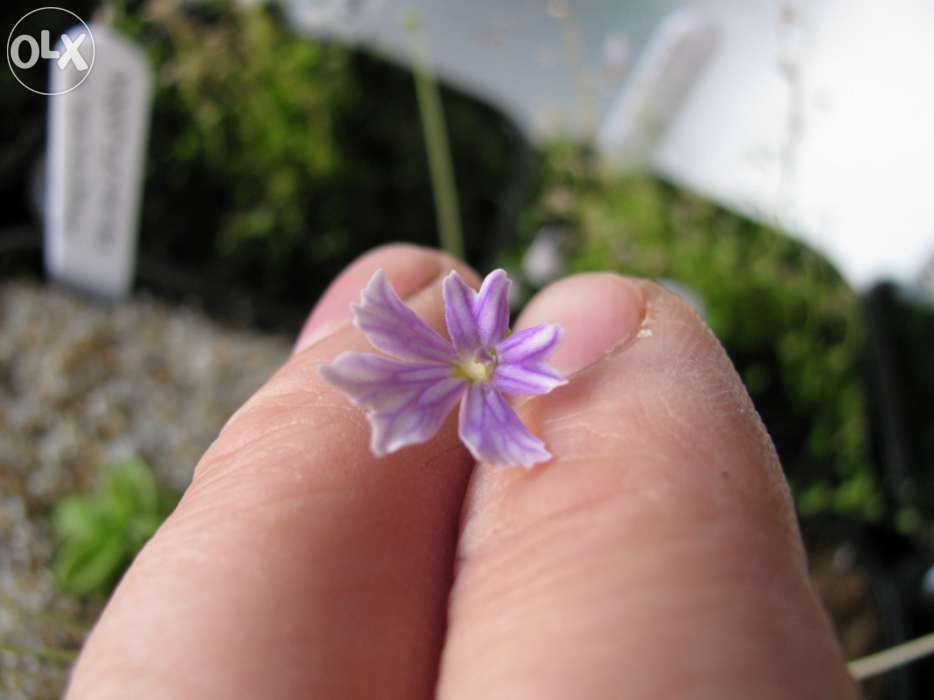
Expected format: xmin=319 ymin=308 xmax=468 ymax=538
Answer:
xmin=54 ymin=532 xmax=128 ymax=597
xmin=51 ymin=456 xmax=179 ymax=598
xmin=52 ymin=496 xmax=105 ymax=542
xmin=107 ymin=458 xmax=159 ymax=520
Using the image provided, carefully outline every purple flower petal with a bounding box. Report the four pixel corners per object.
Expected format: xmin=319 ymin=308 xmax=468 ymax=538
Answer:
xmin=319 ymin=352 xmax=466 ymax=456
xmin=474 ymin=269 xmax=511 ymax=347
xmin=353 ymin=270 xmax=456 ymax=363
xmin=442 ymin=270 xmax=482 ymax=354
xmin=492 ymin=362 xmax=567 ymax=396
xmin=443 ymin=269 xmax=512 ymax=354
xmin=492 ymin=323 xmax=566 ymax=395
xmin=458 ymin=384 xmax=552 ymax=468
xmin=496 ymin=323 xmax=563 ymax=365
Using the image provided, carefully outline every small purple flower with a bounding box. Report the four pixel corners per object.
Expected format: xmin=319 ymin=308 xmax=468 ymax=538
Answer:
xmin=319 ymin=268 xmax=566 ymax=468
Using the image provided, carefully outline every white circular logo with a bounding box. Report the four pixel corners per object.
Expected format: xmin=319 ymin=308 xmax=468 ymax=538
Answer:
xmin=6 ymin=7 xmax=96 ymax=96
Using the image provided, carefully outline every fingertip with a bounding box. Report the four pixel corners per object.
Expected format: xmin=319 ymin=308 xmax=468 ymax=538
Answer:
xmin=515 ymin=273 xmax=646 ymax=376
xmin=71 ymin=249 xmax=484 ymax=699
xmin=440 ymin=275 xmax=856 ymax=700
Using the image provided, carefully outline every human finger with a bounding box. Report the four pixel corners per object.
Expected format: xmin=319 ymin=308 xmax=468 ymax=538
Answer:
xmin=66 ymin=246 xmax=479 ymax=699
xmin=438 ymin=274 xmax=856 ymax=699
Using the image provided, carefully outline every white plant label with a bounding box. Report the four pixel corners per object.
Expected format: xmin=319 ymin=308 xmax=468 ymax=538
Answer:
xmin=598 ymin=10 xmax=718 ymax=166
xmin=45 ymin=23 xmax=151 ymax=299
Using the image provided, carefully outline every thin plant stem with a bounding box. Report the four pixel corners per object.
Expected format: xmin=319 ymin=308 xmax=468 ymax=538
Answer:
xmin=404 ymin=10 xmax=464 ymax=259
xmin=849 ymin=630 xmax=934 ymax=681
xmin=0 ymin=643 xmax=78 ymax=664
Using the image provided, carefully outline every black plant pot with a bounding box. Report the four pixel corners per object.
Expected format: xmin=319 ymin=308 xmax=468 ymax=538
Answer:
xmin=864 ymin=284 xmax=934 ymax=521
xmin=801 ymin=514 xmax=934 ymax=700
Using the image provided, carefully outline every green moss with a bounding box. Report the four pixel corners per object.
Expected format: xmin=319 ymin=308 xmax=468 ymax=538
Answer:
xmin=514 ymin=143 xmax=881 ymax=519
xmin=106 ymin=0 xmax=526 ymax=307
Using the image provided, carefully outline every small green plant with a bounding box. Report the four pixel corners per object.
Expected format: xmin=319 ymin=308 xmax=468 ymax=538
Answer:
xmin=52 ymin=458 xmax=178 ymax=597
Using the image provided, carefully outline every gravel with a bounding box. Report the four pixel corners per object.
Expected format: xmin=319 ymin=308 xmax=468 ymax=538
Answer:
xmin=0 ymin=279 xmax=290 ymax=699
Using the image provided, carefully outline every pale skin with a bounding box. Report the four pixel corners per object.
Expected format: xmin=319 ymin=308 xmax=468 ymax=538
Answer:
xmin=65 ymin=244 xmax=859 ymax=699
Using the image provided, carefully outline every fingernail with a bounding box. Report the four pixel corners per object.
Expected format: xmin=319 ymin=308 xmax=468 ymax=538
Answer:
xmin=516 ymin=273 xmax=645 ymax=376
xmin=294 ymin=245 xmax=443 ymax=353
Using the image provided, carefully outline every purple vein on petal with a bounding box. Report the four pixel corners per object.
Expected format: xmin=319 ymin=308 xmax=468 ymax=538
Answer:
xmin=492 ymin=322 xmax=566 ymax=396
xmin=442 ymin=270 xmax=482 ymax=354
xmin=458 ymin=384 xmax=552 ymax=469
xmin=352 ymin=270 xmax=456 ymax=363
xmin=492 ymin=362 xmax=566 ymax=396
xmin=474 ymin=269 xmax=511 ymax=347
xmin=496 ymin=324 xmax=563 ymax=364
xmin=319 ymin=352 xmax=467 ymax=456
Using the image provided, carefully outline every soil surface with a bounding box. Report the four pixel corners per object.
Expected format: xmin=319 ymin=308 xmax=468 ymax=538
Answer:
xmin=0 ymin=280 xmax=290 ymax=699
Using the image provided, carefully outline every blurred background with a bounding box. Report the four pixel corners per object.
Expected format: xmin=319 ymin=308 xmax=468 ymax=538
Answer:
xmin=2 ymin=1 xmax=934 ymax=697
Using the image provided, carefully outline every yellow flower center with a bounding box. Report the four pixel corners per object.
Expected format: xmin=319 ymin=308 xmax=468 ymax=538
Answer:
xmin=453 ymin=357 xmax=494 ymax=384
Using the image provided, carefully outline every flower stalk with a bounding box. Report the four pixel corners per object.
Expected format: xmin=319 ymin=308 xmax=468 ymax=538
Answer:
xmin=405 ymin=10 xmax=464 ymax=259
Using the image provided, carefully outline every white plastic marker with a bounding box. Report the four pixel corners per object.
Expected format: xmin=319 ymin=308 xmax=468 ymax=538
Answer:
xmin=597 ymin=9 xmax=718 ymax=167
xmin=45 ymin=23 xmax=152 ymax=299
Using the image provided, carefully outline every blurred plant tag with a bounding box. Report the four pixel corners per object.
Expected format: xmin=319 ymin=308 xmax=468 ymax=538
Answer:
xmin=598 ymin=10 xmax=718 ymax=166
xmin=45 ymin=23 xmax=152 ymax=299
